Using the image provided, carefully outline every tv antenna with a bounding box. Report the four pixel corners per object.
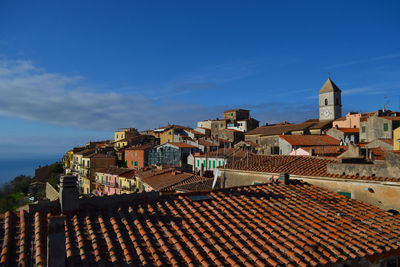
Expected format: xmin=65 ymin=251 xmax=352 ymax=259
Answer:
xmin=383 ymin=96 xmax=390 ymax=111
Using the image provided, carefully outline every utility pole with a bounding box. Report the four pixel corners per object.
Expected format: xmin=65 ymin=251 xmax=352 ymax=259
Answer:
xmin=223 ymin=141 xmax=226 ymax=188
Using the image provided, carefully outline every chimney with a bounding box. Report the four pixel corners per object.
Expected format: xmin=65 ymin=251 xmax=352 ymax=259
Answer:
xmin=309 ymin=149 xmax=315 ymax=156
xmin=59 ymin=175 xmax=79 ymax=213
xmin=47 ymin=215 xmax=66 ymax=267
xmin=278 ymin=173 xmax=290 ymax=185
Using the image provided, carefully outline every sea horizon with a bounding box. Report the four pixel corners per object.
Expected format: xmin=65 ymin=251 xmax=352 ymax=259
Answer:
xmin=0 ymin=154 xmax=63 ymax=185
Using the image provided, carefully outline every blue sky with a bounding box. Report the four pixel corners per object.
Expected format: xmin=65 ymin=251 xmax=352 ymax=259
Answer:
xmin=0 ymin=1 xmax=399 ymax=159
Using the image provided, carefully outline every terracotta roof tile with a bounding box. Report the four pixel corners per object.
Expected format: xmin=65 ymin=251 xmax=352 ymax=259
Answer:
xmin=246 ymin=120 xmax=332 ymax=136
xmin=225 ymin=155 xmax=400 ymax=182
xmin=168 ymin=142 xmax=197 ymax=148
xmin=139 ymin=170 xmax=209 ymax=191
xmin=2 ymin=180 xmax=400 ymax=266
xmin=280 ymin=135 xmax=340 ymax=146
xmin=337 ymin=128 xmax=360 ymax=133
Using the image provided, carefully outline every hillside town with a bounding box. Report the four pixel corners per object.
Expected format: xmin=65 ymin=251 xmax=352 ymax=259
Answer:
xmin=2 ymin=78 xmax=400 ymax=266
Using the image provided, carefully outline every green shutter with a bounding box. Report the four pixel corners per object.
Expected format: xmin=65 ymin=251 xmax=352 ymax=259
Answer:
xmin=213 ymin=160 xmax=215 ymax=168
xmin=197 ymin=160 xmax=199 ymax=167
xmin=383 ymin=123 xmax=388 ymax=131
xmin=361 ymin=126 xmax=366 ymax=133
xmin=338 ymin=192 xmax=351 ymax=198
xmin=131 ymin=161 xmax=133 ymax=166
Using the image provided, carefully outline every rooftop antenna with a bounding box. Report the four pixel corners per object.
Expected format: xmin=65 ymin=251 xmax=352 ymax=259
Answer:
xmin=383 ymin=96 xmax=389 ymax=111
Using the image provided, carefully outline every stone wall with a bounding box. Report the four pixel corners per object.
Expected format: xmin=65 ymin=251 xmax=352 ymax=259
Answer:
xmin=328 ymin=151 xmax=400 ymax=178
xmin=46 ymin=182 xmax=59 ymax=201
xmin=360 ymin=114 xmax=398 ymax=142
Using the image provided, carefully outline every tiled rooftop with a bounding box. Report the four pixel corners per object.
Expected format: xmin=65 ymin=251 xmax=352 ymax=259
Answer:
xmin=280 ymin=135 xmax=340 ymax=146
xmin=198 ymin=139 xmax=218 ymax=147
xmin=225 ymin=155 xmax=400 ymax=182
xmin=139 ymin=170 xmax=209 ymax=192
xmin=198 ymin=148 xmax=255 ymax=159
xmin=125 ymin=144 xmax=154 ymax=151
xmin=246 ymin=120 xmax=332 ymax=136
xmin=2 ymin=181 xmax=400 ymax=266
xmin=168 ymin=142 xmax=197 ymax=148
xmin=298 ymin=146 xmax=348 ymax=157
xmin=337 ymin=128 xmax=360 ymax=133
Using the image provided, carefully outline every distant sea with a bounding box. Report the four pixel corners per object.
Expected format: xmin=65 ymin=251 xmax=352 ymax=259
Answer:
xmin=0 ymin=155 xmax=62 ymax=185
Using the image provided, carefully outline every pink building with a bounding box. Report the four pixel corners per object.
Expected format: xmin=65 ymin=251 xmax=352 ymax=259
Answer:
xmin=333 ymin=112 xmax=374 ymax=129
xmin=95 ymin=167 xmax=133 ymax=196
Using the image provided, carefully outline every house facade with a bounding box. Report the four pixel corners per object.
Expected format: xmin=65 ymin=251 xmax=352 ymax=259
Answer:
xmin=148 ymin=142 xmax=199 ymax=168
xmin=360 ymin=110 xmax=400 ymax=142
xmin=326 ymin=127 xmax=359 ymax=145
xmin=279 ymin=134 xmax=340 ymax=155
xmin=124 ymin=144 xmax=153 ymax=169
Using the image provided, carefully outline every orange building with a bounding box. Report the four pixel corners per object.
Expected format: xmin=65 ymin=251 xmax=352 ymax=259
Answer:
xmin=124 ymin=144 xmax=153 ymax=169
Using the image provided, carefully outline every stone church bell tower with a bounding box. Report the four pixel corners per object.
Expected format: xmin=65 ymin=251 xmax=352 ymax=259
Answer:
xmin=318 ymin=78 xmax=342 ymax=121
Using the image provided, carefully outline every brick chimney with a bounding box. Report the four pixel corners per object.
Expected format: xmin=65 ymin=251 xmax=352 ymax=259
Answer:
xmin=47 ymin=215 xmax=66 ymax=267
xmin=59 ymin=175 xmax=79 ymax=213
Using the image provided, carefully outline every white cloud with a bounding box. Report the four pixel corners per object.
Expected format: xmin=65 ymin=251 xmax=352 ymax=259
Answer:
xmin=0 ymin=58 xmax=319 ymax=134
xmin=0 ymin=58 xmax=224 ymax=130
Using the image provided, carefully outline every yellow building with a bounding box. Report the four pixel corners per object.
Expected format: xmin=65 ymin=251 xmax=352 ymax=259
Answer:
xmin=158 ymin=125 xmax=191 ymax=145
xmin=117 ymin=170 xmax=137 ymax=194
xmin=63 ymin=150 xmax=74 ymax=170
xmin=114 ymin=128 xmax=139 ymax=149
xmin=394 ymin=126 xmax=400 ymax=151
xmin=160 ymin=128 xmax=174 ymax=144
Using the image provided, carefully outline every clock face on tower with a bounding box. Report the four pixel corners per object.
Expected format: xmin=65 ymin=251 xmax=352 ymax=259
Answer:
xmin=324 ymin=109 xmax=330 ymax=117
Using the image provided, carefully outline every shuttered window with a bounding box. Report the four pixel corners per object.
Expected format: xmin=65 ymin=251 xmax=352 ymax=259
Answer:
xmin=383 ymin=123 xmax=389 ymax=131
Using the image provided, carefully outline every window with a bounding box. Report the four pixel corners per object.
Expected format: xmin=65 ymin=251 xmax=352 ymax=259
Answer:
xmin=383 ymin=123 xmax=389 ymax=131
xmin=231 ymin=113 xmax=233 ymax=116
xmin=213 ymin=160 xmax=215 ymax=168
xmin=361 ymin=126 xmax=366 ymax=133
xmin=324 ymin=99 xmax=328 ymax=105
xmin=338 ymin=192 xmax=351 ymax=198
xmin=131 ymin=161 xmax=133 ymax=166
xmin=209 ymin=160 xmax=211 ymax=168
xmin=135 ymin=161 xmax=138 ymax=166
xmin=135 ymin=151 xmax=138 ymax=157
xmin=256 ymin=139 xmax=258 ymax=144
xmin=169 ymin=131 xmax=172 ymax=135
xmin=197 ymin=160 xmax=199 ymax=167
xmin=131 ymin=152 xmax=133 ymax=157
xmin=220 ymin=123 xmax=223 ymax=127
xmin=215 ymin=125 xmax=218 ymax=128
